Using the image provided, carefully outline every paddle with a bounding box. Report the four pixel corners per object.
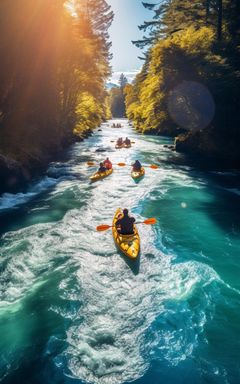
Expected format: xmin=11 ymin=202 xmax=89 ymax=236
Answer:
xmin=87 ymin=161 xmax=97 ymax=166
xmin=110 ymin=140 xmax=135 ymax=144
xmin=96 ymin=218 xmax=157 ymax=232
xmin=87 ymin=161 xmax=127 ymax=167
xmin=87 ymin=161 xmax=158 ymax=169
xmin=116 ymin=162 xmax=159 ymax=169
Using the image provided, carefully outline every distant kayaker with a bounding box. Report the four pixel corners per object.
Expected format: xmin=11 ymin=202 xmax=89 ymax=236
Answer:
xmin=103 ymin=157 xmax=112 ymax=170
xmin=98 ymin=162 xmax=107 ymax=173
xmin=132 ymin=160 xmax=142 ymax=171
xmin=124 ymin=137 xmax=131 ymax=145
xmin=116 ymin=209 xmax=136 ymax=235
xmin=117 ymin=137 xmax=123 ymax=145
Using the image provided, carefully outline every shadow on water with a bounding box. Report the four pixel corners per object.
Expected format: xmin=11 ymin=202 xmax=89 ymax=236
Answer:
xmin=195 ymin=188 xmax=240 ymax=235
xmin=132 ymin=176 xmax=145 ymax=185
xmin=119 ymin=252 xmax=140 ymax=275
xmin=159 ymin=149 xmax=240 ymax=235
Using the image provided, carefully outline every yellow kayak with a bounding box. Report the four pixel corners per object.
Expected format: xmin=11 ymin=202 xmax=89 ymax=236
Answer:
xmin=115 ymin=144 xmax=124 ymax=149
xmin=90 ymin=168 xmax=113 ymax=182
xmin=131 ymin=167 xmax=145 ymax=180
xmin=112 ymin=208 xmax=140 ymax=259
xmin=124 ymin=143 xmax=131 ymax=148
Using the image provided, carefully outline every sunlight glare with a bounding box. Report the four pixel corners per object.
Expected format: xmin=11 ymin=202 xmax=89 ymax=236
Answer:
xmin=65 ymin=0 xmax=78 ymax=17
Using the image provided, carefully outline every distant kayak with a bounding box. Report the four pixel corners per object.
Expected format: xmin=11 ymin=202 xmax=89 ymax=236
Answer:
xmin=112 ymin=208 xmax=140 ymax=259
xmin=131 ymin=167 xmax=145 ymax=180
xmin=90 ymin=168 xmax=113 ymax=182
xmin=115 ymin=143 xmax=131 ymax=149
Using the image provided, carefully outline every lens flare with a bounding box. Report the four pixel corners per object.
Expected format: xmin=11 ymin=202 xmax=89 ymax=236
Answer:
xmin=168 ymin=81 xmax=215 ymax=131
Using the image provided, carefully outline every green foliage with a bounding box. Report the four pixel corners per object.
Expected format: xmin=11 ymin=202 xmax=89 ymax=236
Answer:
xmin=133 ymin=0 xmax=240 ymax=48
xmin=109 ymin=87 xmax=126 ymax=118
xmin=109 ymin=74 xmax=128 ymax=118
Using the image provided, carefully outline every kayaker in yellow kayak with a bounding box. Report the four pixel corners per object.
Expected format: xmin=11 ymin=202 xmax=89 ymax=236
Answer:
xmin=124 ymin=137 xmax=131 ymax=146
xmin=116 ymin=209 xmax=136 ymax=235
xmin=132 ymin=160 xmax=142 ymax=171
xmin=117 ymin=137 xmax=123 ymax=146
xmin=103 ymin=157 xmax=112 ymax=170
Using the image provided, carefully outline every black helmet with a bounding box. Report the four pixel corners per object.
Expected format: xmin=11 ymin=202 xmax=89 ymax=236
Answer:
xmin=123 ymin=208 xmax=128 ymax=215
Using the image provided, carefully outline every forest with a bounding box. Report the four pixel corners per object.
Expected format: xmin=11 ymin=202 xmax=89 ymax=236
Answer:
xmin=0 ymin=0 xmax=113 ymax=193
xmin=109 ymin=73 xmax=128 ymax=118
xmin=125 ymin=0 xmax=240 ymax=167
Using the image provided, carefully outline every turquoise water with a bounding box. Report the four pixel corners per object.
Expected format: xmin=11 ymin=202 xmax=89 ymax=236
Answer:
xmin=0 ymin=120 xmax=240 ymax=384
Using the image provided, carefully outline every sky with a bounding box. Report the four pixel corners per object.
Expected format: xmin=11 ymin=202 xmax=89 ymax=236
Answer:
xmin=107 ymin=0 xmax=151 ymax=84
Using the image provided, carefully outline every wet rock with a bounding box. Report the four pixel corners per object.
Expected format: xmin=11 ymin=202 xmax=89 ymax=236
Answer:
xmin=0 ymin=155 xmax=31 ymax=194
xmin=163 ymin=144 xmax=176 ymax=150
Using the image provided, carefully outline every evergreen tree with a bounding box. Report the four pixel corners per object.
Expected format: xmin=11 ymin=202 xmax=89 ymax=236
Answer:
xmin=75 ymin=0 xmax=114 ymax=64
xmin=119 ymin=73 xmax=128 ymax=91
xmin=133 ymin=0 xmax=235 ymax=47
xmin=110 ymin=74 xmax=128 ymax=117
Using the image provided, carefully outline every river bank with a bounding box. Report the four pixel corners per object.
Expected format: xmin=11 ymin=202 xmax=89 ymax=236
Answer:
xmin=0 ymin=129 xmax=94 ymax=196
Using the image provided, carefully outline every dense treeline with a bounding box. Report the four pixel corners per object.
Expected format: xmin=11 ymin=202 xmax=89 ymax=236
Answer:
xmin=109 ymin=74 xmax=128 ymax=117
xmin=126 ymin=0 xmax=240 ymax=166
xmin=0 ymin=0 xmax=113 ymax=192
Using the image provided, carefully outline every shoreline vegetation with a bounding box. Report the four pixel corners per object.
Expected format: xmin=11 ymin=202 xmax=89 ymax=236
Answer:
xmin=124 ymin=1 xmax=240 ymax=169
xmin=0 ymin=0 xmax=113 ymax=195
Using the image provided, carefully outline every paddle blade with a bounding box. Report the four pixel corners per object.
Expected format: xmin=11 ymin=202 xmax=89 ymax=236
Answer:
xmin=96 ymin=224 xmax=112 ymax=232
xmin=87 ymin=161 xmax=96 ymax=166
xmin=143 ymin=218 xmax=157 ymax=225
xmin=150 ymin=164 xmax=158 ymax=169
xmin=117 ymin=162 xmax=126 ymax=167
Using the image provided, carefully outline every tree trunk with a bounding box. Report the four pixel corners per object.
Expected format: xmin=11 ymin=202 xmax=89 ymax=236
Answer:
xmin=205 ymin=0 xmax=210 ymax=24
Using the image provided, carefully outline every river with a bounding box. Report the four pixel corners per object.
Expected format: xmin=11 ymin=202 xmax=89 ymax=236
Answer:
xmin=0 ymin=119 xmax=240 ymax=384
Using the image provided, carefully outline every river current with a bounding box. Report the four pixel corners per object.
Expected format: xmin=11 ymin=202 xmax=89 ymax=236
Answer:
xmin=0 ymin=120 xmax=240 ymax=384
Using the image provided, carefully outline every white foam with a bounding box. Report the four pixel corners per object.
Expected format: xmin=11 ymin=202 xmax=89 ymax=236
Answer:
xmin=0 ymin=177 xmax=56 ymax=211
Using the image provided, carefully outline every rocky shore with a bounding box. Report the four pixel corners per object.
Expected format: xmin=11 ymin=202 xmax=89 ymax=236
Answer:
xmin=0 ymin=129 xmax=93 ymax=196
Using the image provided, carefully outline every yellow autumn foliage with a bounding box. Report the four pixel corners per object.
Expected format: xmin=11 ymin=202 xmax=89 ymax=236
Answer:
xmin=74 ymin=92 xmax=104 ymax=134
xmin=125 ymin=26 xmax=215 ymax=135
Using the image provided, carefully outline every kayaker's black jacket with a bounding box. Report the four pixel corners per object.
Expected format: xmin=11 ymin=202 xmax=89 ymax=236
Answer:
xmin=98 ymin=165 xmax=107 ymax=172
xmin=132 ymin=160 xmax=142 ymax=171
xmin=116 ymin=216 xmax=136 ymax=235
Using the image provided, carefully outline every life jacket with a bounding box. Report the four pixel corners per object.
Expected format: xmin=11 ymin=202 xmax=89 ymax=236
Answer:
xmin=104 ymin=160 xmax=112 ymax=169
